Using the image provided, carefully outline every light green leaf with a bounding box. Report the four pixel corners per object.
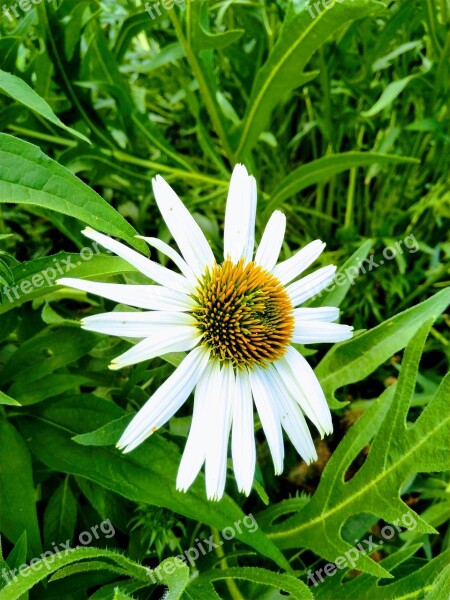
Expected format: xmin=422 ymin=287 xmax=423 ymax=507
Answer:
xmin=0 ymin=134 xmax=146 ymax=252
xmin=315 ymin=546 xmax=450 ymax=599
xmin=362 ymin=76 xmax=417 ymax=117
xmin=0 ymin=69 xmax=90 ymax=143
xmin=0 ymin=390 xmax=20 ymax=405
xmin=267 ymin=153 xmax=419 ymax=211
xmin=312 ymin=239 xmax=374 ymax=309
xmin=0 ymin=253 xmax=136 ymax=314
xmin=316 ymin=288 xmax=450 ymax=405
xmin=234 ymin=0 xmax=385 ymax=158
xmin=187 ymin=566 xmax=312 ymax=599
xmin=265 ymin=322 xmax=450 ymax=577
xmin=0 ymin=546 xmax=186 ymax=600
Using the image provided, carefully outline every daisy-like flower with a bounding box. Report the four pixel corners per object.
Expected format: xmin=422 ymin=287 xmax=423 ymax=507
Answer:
xmin=59 ymin=165 xmax=353 ymax=501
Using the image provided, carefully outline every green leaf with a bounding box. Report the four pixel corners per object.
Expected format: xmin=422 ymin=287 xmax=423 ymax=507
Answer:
xmin=267 ymin=153 xmax=419 ymax=211
xmin=234 ymin=0 xmax=385 ymax=158
xmin=187 ymin=566 xmax=313 ymax=599
xmin=0 ymin=419 xmax=42 ymax=559
xmin=0 ymin=69 xmax=90 ymax=143
xmin=9 ymin=374 xmax=90 ymax=406
xmin=0 ymin=546 xmax=186 ymax=600
xmin=0 ymin=253 xmax=136 ymax=314
xmin=312 ymin=239 xmax=374 ymax=309
xmin=362 ymin=73 xmax=428 ymax=117
xmin=316 ymin=288 xmax=450 ymax=406
xmin=1 ymin=327 xmax=99 ymax=385
xmin=265 ymin=322 xmax=450 ymax=577
xmin=43 ymin=477 xmax=78 ymax=548
xmin=5 ymin=532 xmax=27 ymax=570
xmin=0 ymin=134 xmax=145 ymax=252
xmin=0 ymin=390 xmax=20 ymax=406
xmin=18 ymin=396 xmax=289 ymax=570
xmin=315 ymin=546 xmax=450 ymax=600
xmin=191 ymin=2 xmax=243 ymax=52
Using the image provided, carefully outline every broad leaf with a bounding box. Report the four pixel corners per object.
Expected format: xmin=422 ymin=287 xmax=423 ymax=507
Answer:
xmin=0 ymin=134 xmax=145 ymax=252
xmin=18 ymin=396 xmax=289 ymax=570
xmin=0 ymin=69 xmax=90 ymax=143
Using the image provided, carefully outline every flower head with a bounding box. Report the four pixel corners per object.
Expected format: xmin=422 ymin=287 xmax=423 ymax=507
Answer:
xmin=59 ymin=165 xmax=353 ymax=500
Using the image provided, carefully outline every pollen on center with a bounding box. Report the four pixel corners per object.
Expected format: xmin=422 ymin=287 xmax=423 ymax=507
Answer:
xmin=192 ymin=259 xmax=294 ymax=368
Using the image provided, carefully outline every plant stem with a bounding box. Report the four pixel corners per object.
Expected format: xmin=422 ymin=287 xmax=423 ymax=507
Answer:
xmin=168 ymin=3 xmax=234 ymax=163
xmin=212 ymin=528 xmax=244 ymax=600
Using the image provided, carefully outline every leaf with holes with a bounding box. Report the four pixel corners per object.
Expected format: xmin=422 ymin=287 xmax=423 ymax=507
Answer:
xmin=263 ymin=320 xmax=450 ymax=577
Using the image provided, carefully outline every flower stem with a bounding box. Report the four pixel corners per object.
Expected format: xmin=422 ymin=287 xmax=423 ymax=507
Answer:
xmin=212 ymin=528 xmax=245 ymax=600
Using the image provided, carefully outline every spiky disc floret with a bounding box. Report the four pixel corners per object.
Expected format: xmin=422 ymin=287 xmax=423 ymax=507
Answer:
xmin=192 ymin=259 xmax=294 ymax=368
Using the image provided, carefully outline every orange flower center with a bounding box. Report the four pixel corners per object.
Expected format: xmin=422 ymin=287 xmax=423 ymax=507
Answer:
xmin=192 ymin=259 xmax=294 ymax=368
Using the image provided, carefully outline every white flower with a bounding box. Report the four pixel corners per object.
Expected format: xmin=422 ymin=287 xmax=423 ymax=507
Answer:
xmin=58 ymin=165 xmax=353 ymax=501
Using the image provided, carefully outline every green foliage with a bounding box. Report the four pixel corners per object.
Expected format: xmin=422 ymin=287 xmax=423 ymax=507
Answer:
xmin=0 ymin=0 xmax=449 ymax=598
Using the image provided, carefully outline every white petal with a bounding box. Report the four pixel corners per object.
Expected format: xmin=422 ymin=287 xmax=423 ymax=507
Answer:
xmin=152 ymin=175 xmax=215 ymax=278
xmin=82 ymin=311 xmax=196 ymax=337
xmin=57 ymin=278 xmax=196 ymax=312
xmin=266 ymin=366 xmax=317 ymax=463
xmin=82 ymin=227 xmax=192 ymax=294
xmin=205 ymin=364 xmax=234 ymax=501
xmin=223 ymin=164 xmax=257 ymax=263
xmin=293 ymin=307 xmax=339 ymax=323
xmin=249 ymin=367 xmax=284 ymax=475
xmin=138 ymin=236 xmax=196 ymax=282
xmin=272 ymin=240 xmax=325 ymax=285
xmin=232 ymin=368 xmax=255 ymax=496
xmin=275 ymin=346 xmax=332 ymax=437
xmin=293 ymin=321 xmax=354 ymax=344
xmin=254 ymin=210 xmax=286 ymax=271
xmin=286 ymin=265 xmax=337 ymax=306
xmin=176 ymin=361 xmax=218 ymax=493
xmin=117 ymin=346 xmax=210 ymax=452
xmin=110 ymin=326 xmax=202 ymax=369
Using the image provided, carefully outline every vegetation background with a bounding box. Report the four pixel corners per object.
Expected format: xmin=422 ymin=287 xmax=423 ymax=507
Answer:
xmin=0 ymin=0 xmax=449 ymax=598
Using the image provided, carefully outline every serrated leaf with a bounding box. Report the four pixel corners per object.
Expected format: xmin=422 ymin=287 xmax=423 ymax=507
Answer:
xmin=264 ymin=321 xmax=450 ymax=577
xmin=187 ymin=566 xmax=312 ymax=599
xmin=0 ymin=546 xmax=184 ymax=600
xmin=234 ymin=0 xmax=385 ymax=157
xmin=316 ymin=288 xmax=450 ymax=405
xmin=315 ymin=547 xmax=450 ymax=600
